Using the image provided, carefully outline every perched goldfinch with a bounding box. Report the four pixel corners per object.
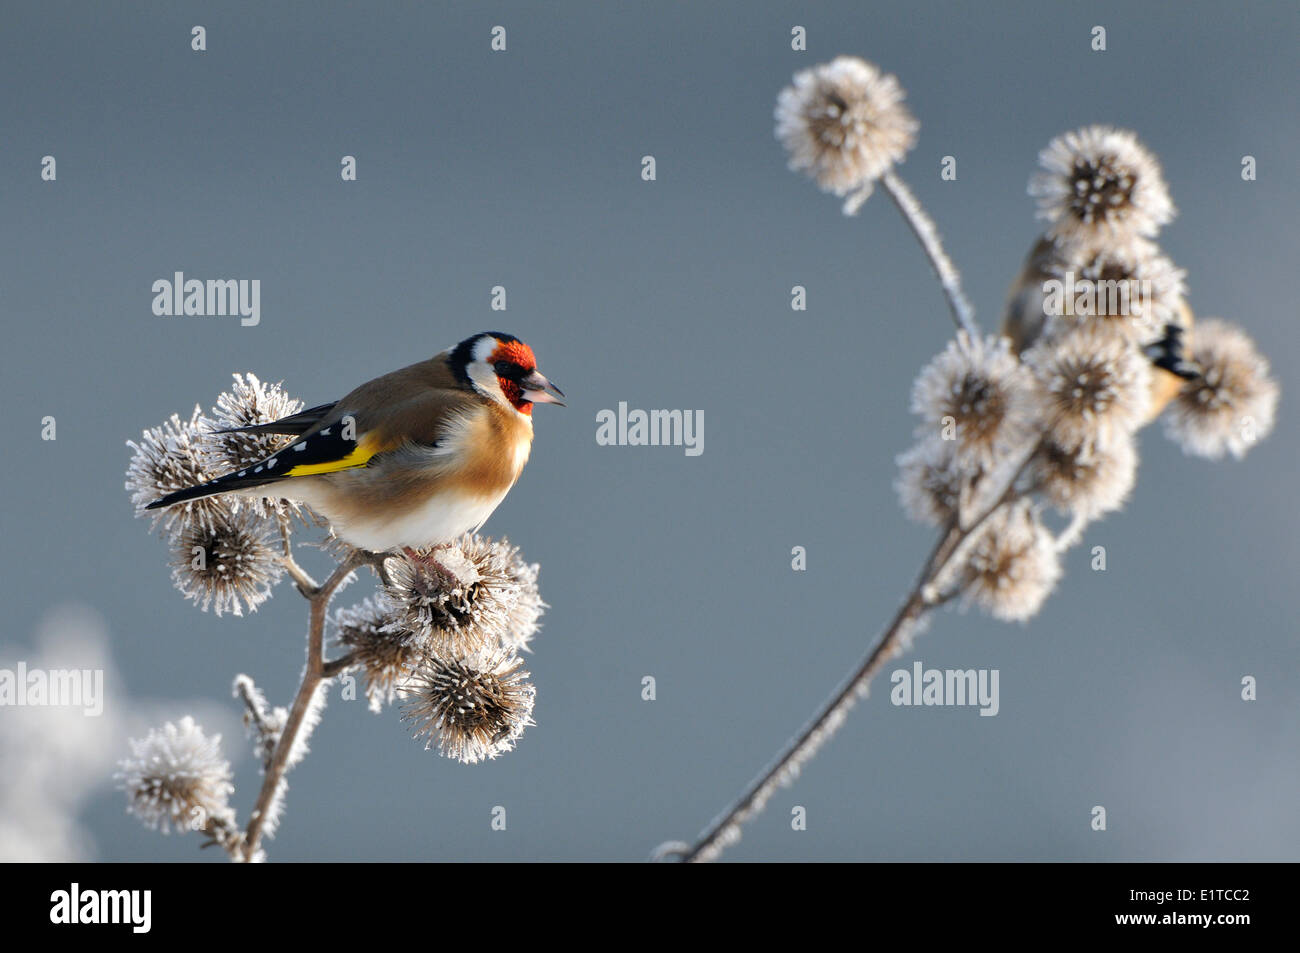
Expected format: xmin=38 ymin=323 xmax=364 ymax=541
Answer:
xmin=1001 ymin=236 xmax=1200 ymax=423
xmin=147 ymin=332 xmax=564 ymax=551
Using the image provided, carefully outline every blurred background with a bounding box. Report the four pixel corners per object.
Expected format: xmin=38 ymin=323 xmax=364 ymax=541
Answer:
xmin=1 ymin=0 xmax=1295 ymax=861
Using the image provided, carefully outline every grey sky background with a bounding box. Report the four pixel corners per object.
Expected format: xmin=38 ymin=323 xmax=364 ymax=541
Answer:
xmin=1 ymin=1 xmax=1296 ymax=861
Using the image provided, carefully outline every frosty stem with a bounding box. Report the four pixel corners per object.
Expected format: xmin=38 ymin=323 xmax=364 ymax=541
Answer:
xmin=881 ymin=170 xmax=978 ymax=338
xmin=679 ymin=459 xmax=1030 ymax=863
xmin=278 ymin=518 xmax=317 ymax=595
xmin=240 ymin=550 xmax=364 ymax=861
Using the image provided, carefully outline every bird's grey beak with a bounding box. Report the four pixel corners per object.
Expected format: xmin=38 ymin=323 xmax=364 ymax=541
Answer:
xmin=522 ymin=370 xmax=565 ymax=406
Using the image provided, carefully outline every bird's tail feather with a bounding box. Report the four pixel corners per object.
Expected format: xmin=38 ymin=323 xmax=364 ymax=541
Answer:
xmin=145 ymin=469 xmax=286 ymax=510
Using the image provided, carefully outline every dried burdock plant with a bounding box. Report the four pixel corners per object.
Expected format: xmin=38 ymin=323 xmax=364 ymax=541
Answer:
xmin=1030 ymin=125 xmax=1175 ymax=247
xmin=1033 ymin=432 xmax=1139 ymax=520
xmin=168 ymin=509 xmax=284 ymax=617
xmin=910 ymin=332 xmax=1038 ymax=469
xmin=663 ymin=68 xmax=1278 ymax=863
xmin=126 ymin=408 xmax=226 ymax=536
xmin=958 ymin=500 xmax=1062 ymax=623
xmin=1163 ymin=318 xmax=1279 ymax=460
xmin=120 ymin=377 xmax=547 ymax=861
xmin=894 ymin=436 xmax=974 ymax=527
xmin=332 ymin=596 xmax=422 ymax=713
xmin=776 ymin=55 xmax=976 ymax=335
xmin=381 ymin=537 xmax=545 ymax=659
xmin=1022 ymin=322 xmax=1154 ymax=450
xmin=775 ymin=56 xmax=918 ymax=213
xmin=200 ymin=373 xmax=309 ymax=523
xmin=399 ymin=649 xmax=536 ymax=764
xmin=117 ymin=717 xmax=239 ymax=848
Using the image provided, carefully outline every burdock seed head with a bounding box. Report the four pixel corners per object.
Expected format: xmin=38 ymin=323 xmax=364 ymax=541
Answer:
xmin=1164 ymin=318 xmax=1279 ymax=460
xmin=382 ymin=535 xmax=546 ymax=658
xmin=117 ymin=716 xmax=236 ymax=836
xmin=332 ymin=596 xmax=423 ymax=712
xmin=126 ymin=406 xmax=233 ymax=537
xmin=1030 ymin=125 xmax=1175 ymax=246
xmin=1023 ymin=322 xmax=1152 ymax=450
xmin=201 ymin=373 xmax=307 ymax=522
xmin=775 ymin=56 xmax=919 ymax=214
xmin=169 ymin=508 xmax=284 ymax=617
xmin=911 ymin=332 xmax=1039 ymax=469
xmin=961 ymin=500 xmax=1062 ymax=623
xmin=399 ymin=649 xmax=536 ymax=764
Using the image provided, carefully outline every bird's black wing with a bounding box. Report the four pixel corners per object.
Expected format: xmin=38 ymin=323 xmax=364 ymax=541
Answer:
xmin=1145 ymin=324 xmax=1201 ymax=381
xmin=145 ymin=408 xmax=382 ymax=509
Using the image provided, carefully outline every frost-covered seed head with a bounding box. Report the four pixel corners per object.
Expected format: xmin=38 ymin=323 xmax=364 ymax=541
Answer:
xmin=1164 ymin=319 xmax=1279 ymax=460
xmin=895 ymin=436 xmax=979 ymax=526
xmin=201 ymin=373 xmax=307 ymax=522
xmin=911 ymin=332 xmax=1038 ymax=467
xmin=962 ymin=501 xmax=1062 ymax=622
xmin=400 ymin=650 xmax=536 ymax=764
xmin=169 ymin=509 xmax=283 ymax=617
xmin=1034 ymin=433 xmax=1139 ymax=520
xmin=775 ymin=56 xmax=918 ymax=214
xmin=118 ymin=716 xmax=235 ymax=836
xmin=1030 ymin=126 xmax=1175 ymax=244
xmin=332 ymin=596 xmax=423 ymax=712
xmin=383 ymin=535 xmax=545 ymax=657
xmin=1041 ymin=238 xmax=1187 ymax=345
xmin=1023 ymin=323 xmax=1152 ymax=449
xmin=126 ymin=406 xmax=231 ymax=537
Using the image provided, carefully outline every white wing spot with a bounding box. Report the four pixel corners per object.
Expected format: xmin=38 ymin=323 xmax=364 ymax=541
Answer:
xmin=294 ymin=442 xmax=307 ymax=451
xmin=254 ymin=466 xmax=263 ymax=473
xmin=321 ymin=428 xmax=331 ymax=436
xmin=267 ymin=458 xmax=278 ymax=468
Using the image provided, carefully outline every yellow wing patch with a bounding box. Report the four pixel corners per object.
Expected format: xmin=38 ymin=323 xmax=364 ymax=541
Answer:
xmin=284 ymin=433 xmax=385 ymax=477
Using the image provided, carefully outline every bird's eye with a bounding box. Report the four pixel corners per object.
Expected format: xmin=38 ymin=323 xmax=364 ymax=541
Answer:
xmin=494 ymin=361 xmax=516 ymax=378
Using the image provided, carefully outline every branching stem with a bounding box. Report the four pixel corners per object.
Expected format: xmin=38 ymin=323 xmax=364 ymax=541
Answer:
xmin=240 ymin=550 xmax=364 ymax=861
xmin=881 ymin=170 xmax=979 ymax=338
xmin=678 ymin=445 xmax=1040 ymax=862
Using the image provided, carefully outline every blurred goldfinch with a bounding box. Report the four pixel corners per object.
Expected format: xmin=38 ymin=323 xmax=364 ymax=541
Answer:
xmin=147 ymin=332 xmax=563 ymax=551
xmin=1001 ymin=236 xmax=1200 ymax=423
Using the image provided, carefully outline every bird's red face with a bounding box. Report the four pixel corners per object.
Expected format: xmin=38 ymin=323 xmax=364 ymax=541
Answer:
xmin=485 ymin=335 xmax=565 ymax=415
xmin=491 ymin=339 xmax=536 ymax=410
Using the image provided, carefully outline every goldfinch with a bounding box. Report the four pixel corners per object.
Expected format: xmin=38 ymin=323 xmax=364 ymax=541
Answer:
xmin=1001 ymin=236 xmax=1200 ymax=423
xmin=147 ymin=332 xmax=564 ymax=551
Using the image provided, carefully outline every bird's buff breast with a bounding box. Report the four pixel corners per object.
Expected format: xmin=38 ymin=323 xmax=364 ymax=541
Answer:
xmin=288 ymin=478 xmax=510 ymax=551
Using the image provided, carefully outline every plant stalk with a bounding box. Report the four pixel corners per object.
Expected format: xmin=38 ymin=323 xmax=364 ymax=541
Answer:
xmin=240 ymin=550 xmax=363 ymax=861
xmin=881 ymin=169 xmax=978 ymax=338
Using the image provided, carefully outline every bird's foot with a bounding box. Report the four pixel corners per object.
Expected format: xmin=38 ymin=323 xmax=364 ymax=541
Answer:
xmin=400 ymin=544 xmax=461 ymax=587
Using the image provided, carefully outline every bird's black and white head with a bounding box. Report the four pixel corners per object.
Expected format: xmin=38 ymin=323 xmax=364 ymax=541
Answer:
xmin=450 ymin=332 xmax=565 ymax=416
